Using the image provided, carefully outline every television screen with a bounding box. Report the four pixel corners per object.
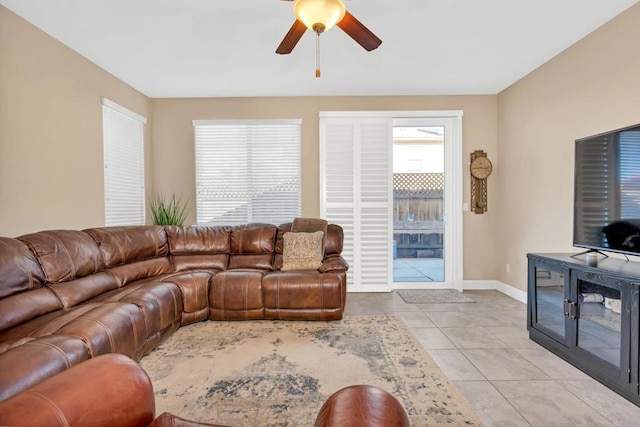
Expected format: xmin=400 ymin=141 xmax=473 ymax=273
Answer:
xmin=574 ymin=123 xmax=640 ymax=255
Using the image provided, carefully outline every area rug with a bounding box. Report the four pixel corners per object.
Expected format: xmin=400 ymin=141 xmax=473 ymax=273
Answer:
xmin=396 ymin=289 xmax=476 ymax=304
xmin=139 ymin=316 xmax=481 ymax=426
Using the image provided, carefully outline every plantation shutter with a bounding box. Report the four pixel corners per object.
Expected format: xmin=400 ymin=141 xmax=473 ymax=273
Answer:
xmin=618 ymin=130 xmax=640 ymax=218
xmin=193 ymin=120 xmax=301 ymax=225
xmin=102 ymin=98 xmax=146 ymax=226
xmin=320 ymin=116 xmax=392 ymax=292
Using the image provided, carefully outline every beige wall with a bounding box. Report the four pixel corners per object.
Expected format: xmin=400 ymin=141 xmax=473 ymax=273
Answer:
xmin=151 ymin=95 xmax=499 ymax=280
xmin=0 ymin=6 xmax=151 ymax=237
xmin=496 ymin=3 xmax=640 ymax=291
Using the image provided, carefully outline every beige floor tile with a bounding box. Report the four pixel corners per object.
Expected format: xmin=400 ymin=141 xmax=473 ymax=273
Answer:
xmin=343 ymin=301 xmax=385 ymax=316
xmin=441 ymin=326 xmax=510 ymax=349
xmin=409 ymin=327 xmax=457 ymax=349
xmin=381 ymin=303 xmax=423 ymax=314
xmin=514 ymin=347 xmax=590 ymax=380
xmin=427 ymin=350 xmax=485 ymax=381
xmin=485 ymin=326 xmax=541 ymax=349
xmin=473 ymin=310 xmax=528 ymax=328
xmin=453 ymin=381 xmax=531 ymax=426
xmin=392 ymin=311 xmax=436 ymax=327
xmin=494 ymin=380 xmax=614 ymax=426
xmin=350 ymin=290 xmax=631 ymax=426
xmin=422 ymin=310 xmax=477 ymax=327
xmin=560 ymin=379 xmax=640 ymax=427
xmin=462 ymin=348 xmax=550 ymax=380
xmin=415 ymin=302 xmax=472 ymax=312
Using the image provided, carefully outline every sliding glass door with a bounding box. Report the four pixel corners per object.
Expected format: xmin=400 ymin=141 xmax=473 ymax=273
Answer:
xmin=392 ymin=125 xmax=445 ymax=283
xmin=320 ymin=112 xmax=462 ymax=292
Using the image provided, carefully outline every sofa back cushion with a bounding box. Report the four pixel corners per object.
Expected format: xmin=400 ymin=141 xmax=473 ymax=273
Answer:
xmin=18 ymin=230 xmax=104 ymax=283
xmin=84 ymin=226 xmax=172 ymax=286
xmin=274 ymin=223 xmax=343 ymax=270
xmin=228 ymin=224 xmax=277 ymax=270
xmin=0 ymin=238 xmax=62 ymax=334
xmin=165 ymin=225 xmax=231 ymax=272
xmin=0 ymin=237 xmax=45 ymax=299
xmin=16 ymin=231 xmax=120 ymax=308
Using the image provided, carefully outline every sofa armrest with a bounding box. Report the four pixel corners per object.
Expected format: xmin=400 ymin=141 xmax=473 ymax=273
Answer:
xmin=0 ymin=354 xmax=155 ymax=427
xmin=319 ymin=255 xmax=349 ymax=273
xmin=315 ymin=385 xmax=410 ymax=427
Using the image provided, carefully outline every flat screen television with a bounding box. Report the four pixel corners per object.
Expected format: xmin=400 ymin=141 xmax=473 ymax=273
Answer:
xmin=574 ymin=123 xmax=640 ymax=256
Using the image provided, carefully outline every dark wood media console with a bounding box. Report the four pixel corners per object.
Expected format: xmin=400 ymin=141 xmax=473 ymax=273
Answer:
xmin=527 ymin=253 xmax=640 ymax=405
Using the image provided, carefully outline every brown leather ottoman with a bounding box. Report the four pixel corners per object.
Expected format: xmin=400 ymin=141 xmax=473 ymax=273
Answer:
xmin=208 ymin=270 xmax=265 ymax=320
xmin=315 ymin=385 xmax=410 ymax=427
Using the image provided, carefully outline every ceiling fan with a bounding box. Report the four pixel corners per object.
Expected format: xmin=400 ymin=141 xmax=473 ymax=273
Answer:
xmin=276 ymin=0 xmax=382 ymax=76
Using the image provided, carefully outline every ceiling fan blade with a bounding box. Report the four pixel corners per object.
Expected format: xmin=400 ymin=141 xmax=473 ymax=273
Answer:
xmin=276 ymin=20 xmax=307 ymax=54
xmin=337 ymin=11 xmax=382 ymax=51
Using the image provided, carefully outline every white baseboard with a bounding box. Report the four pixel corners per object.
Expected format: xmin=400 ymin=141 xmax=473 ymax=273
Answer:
xmin=350 ymin=280 xmax=528 ymax=304
xmin=463 ymin=279 xmax=527 ymax=304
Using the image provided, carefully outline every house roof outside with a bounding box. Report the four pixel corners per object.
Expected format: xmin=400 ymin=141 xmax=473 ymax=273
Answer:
xmin=1 ymin=0 xmax=638 ymax=98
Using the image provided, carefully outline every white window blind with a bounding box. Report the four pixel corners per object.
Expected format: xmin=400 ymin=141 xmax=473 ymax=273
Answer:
xmin=193 ymin=119 xmax=302 ymax=226
xmin=102 ymin=98 xmax=146 ymax=226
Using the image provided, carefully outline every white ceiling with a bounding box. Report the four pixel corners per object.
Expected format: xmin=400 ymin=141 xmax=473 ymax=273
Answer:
xmin=2 ymin=0 xmax=638 ymax=98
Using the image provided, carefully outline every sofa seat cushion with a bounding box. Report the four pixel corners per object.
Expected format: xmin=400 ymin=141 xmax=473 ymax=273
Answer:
xmin=209 ymin=270 xmax=265 ymax=320
xmin=54 ymin=302 xmax=148 ymax=359
xmin=0 ymin=302 xmax=147 ymax=359
xmin=0 ymin=286 xmax=63 ymax=335
xmin=46 ymin=271 xmax=120 ymax=309
xmin=262 ymin=271 xmax=345 ymax=320
xmin=88 ymin=281 xmax=183 ymax=339
xmin=0 ymin=335 xmax=89 ymax=402
xmin=164 ymin=272 xmax=212 ymax=325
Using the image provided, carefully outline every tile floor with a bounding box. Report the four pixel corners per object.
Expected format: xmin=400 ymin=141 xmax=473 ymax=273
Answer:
xmin=344 ymin=290 xmax=640 ymax=427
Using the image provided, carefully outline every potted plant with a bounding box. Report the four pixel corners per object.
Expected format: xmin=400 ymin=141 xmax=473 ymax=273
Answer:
xmin=149 ymin=193 xmax=189 ymax=226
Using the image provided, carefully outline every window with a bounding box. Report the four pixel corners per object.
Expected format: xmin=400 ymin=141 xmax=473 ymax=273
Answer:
xmin=193 ymin=119 xmax=301 ymax=225
xmin=102 ymin=98 xmax=146 ymax=226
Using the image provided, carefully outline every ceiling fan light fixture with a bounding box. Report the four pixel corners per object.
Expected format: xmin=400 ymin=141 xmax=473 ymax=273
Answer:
xmin=294 ymin=0 xmax=346 ymax=33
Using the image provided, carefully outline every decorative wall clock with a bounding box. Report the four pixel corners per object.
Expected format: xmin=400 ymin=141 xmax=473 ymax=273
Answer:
xmin=470 ymin=150 xmax=492 ymax=214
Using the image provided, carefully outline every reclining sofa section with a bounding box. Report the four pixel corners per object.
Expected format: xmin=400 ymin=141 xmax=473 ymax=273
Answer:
xmin=0 ymin=222 xmax=348 ymax=402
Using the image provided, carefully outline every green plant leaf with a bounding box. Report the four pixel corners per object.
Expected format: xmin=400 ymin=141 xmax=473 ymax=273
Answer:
xmin=149 ymin=193 xmax=189 ymax=226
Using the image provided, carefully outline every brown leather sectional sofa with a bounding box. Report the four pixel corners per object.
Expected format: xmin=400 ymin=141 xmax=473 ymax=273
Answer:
xmin=0 ymin=222 xmax=348 ymax=405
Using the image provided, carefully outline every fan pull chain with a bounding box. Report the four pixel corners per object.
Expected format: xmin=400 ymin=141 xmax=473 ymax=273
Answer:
xmin=316 ymin=32 xmax=321 ymax=78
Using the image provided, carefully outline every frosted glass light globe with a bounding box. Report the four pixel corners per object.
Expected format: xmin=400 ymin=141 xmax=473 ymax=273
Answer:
xmin=294 ymin=0 xmax=346 ymax=33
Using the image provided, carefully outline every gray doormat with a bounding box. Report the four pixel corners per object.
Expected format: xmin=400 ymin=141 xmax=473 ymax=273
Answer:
xmin=396 ymin=289 xmax=475 ymax=304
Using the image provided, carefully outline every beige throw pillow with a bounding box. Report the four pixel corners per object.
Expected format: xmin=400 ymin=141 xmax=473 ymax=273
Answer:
xmin=282 ymin=231 xmax=324 ymax=271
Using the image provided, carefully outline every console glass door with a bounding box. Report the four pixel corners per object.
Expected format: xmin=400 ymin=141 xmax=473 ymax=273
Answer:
xmin=576 ymin=278 xmax=623 ymax=369
xmin=534 ymin=265 xmax=569 ymax=344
